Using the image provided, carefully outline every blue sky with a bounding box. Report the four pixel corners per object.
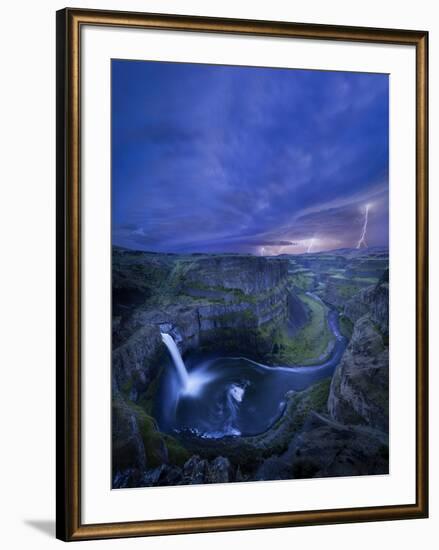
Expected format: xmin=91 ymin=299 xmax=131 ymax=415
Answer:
xmin=112 ymin=59 xmax=388 ymax=255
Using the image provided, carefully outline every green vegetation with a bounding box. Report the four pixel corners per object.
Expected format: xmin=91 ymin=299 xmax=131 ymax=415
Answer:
xmin=327 ymin=276 xmax=363 ymax=300
xmin=130 ymin=402 xmax=190 ymax=468
xmin=307 ymin=377 xmax=332 ymax=410
xmin=130 ymin=404 xmax=167 ymax=467
xmin=326 ymin=268 xmax=347 ymax=276
xmin=164 ymin=434 xmax=191 ymax=466
xmin=137 ymin=367 xmax=163 ymax=415
xmin=337 ymin=284 xmax=359 ymax=299
xmin=329 ymin=273 xmax=348 ymax=280
xmin=120 ymin=377 xmax=133 ymax=395
xmin=330 ymin=274 xmax=378 ymax=285
xmin=180 ymin=378 xmax=333 ymax=472
xmin=251 ymin=377 xmax=332 ymax=458
xmin=262 ymin=293 xmax=333 ymax=364
xmin=114 ymin=251 xmax=290 ymax=312
xmin=113 ymin=246 xmax=390 ymax=484
xmin=113 ymin=251 xmax=172 ymax=298
xmin=119 ymin=361 xmax=164 ymax=416
xmin=207 ymin=309 xmax=258 ymax=326
xmin=339 ymin=314 xmax=354 ymax=340
xmin=288 ymin=270 xmax=315 ymax=291
xmin=352 ymin=276 xmax=379 ymax=284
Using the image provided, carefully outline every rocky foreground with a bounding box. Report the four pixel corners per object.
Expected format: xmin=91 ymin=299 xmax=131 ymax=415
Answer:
xmin=112 ymin=247 xmax=389 ymax=487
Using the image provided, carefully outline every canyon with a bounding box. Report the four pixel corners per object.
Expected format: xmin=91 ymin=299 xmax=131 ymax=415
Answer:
xmin=112 ymin=246 xmax=389 ymax=487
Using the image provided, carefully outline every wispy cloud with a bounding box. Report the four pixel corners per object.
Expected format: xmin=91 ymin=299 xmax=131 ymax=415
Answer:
xmin=112 ymin=61 xmax=389 ymax=253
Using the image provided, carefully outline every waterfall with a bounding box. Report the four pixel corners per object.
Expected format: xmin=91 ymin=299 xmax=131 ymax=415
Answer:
xmin=161 ymin=332 xmax=189 ymax=387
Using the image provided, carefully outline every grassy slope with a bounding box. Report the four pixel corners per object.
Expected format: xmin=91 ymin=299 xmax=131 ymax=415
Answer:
xmin=113 ymin=392 xmax=190 ymax=470
xmin=288 ymin=270 xmax=315 ymax=291
xmin=262 ymin=292 xmax=333 ymax=365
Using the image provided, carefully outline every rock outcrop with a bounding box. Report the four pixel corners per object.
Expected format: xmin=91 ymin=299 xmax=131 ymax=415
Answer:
xmin=255 ymin=412 xmax=388 ymax=480
xmin=113 ymin=454 xmax=234 ymax=488
xmin=344 ymin=270 xmax=389 ymax=336
xmin=112 ymin=389 xmax=147 ymax=474
xmin=112 ymin=251 xmax=292 ymax=395
xmin=112 ymin=250 xmax=296 ymax=482
xmin=112 ymin=325 xmax=163 ymax=399
xmin=328 ymin=276 xmax=389 ymax=432
xmin=328 ymin=317 xmax=389 ymax=431
xmin=112 ymin=248 xmax=390 ymax=488
xmin=287 ymin=291 xmax=309 ymax=335
xmin=183 ymin=256 xmax=288 ymax=295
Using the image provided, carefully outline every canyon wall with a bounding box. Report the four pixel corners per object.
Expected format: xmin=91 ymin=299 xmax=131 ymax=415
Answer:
xmin=328 ymin=274 xmax=389 ymax=432
xmin=112 ymin=251 xmax=292 ymax=394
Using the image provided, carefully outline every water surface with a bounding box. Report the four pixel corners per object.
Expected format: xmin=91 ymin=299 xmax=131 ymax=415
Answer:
xmin=155 ymin=308 xmax=347 ymax=438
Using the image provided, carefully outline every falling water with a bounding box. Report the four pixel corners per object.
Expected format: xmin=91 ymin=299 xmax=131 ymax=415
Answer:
xmin=161 ymin=332 xmax=189 ymax=388
xmin=155 ymin=305 xmax=349 ymax=438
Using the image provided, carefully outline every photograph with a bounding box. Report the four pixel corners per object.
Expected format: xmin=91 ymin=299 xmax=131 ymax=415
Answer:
xmin=0 ymin=1 xmax=432 ymax=546
xmin=111 ymin=59 xmax=390 ymax=489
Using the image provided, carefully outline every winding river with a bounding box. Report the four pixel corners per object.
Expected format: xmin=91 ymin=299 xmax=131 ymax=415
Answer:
xmin=154 ymin=294 xmax=348 ymax=439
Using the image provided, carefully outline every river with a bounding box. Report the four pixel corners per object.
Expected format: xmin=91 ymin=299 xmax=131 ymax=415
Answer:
xmin=155 ymin=294 xmax=348 ymax=438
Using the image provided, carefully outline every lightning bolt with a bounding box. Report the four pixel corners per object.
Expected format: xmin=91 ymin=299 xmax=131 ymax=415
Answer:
xmin=356 ymin=204 xmax=370 ymax=249
xmin=307 ymin=237 xmax=315 ymax=253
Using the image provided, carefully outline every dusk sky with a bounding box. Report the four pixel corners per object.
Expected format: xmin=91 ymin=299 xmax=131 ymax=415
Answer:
xmin=112 ymin=59 xmax=389 ymax=255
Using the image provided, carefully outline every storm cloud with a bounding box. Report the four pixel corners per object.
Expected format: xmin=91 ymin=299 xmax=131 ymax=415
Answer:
xmin=112 ymin=60 xmax=389 ymax=254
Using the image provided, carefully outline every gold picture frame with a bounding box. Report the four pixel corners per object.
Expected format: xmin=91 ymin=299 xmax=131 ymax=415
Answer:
xmin=56 ymin=7 xmax=428 ymax=541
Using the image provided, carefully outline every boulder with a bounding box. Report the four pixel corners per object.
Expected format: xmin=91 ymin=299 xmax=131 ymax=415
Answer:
xmin=181 ymin=455 xmax=233 ymax=484
xmin=206 ymin=456 xmax=232 ymax=484
xmin=182 ymin=455 xmax=209 ymax=484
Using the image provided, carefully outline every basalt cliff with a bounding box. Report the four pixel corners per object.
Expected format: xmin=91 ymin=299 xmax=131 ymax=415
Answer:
xmin=112 ymin=247 xmax=389 ymax=487
xmin=113 ymin=249 xmax=297 ymax=396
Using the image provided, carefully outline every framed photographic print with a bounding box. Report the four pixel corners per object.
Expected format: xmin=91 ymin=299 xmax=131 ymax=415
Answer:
xmin=56 ymin=8 xmax=428 ymax=541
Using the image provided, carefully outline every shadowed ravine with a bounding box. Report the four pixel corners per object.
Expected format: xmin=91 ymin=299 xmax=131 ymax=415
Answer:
xmin=156 ymin=294 xmax=348 ymax=438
